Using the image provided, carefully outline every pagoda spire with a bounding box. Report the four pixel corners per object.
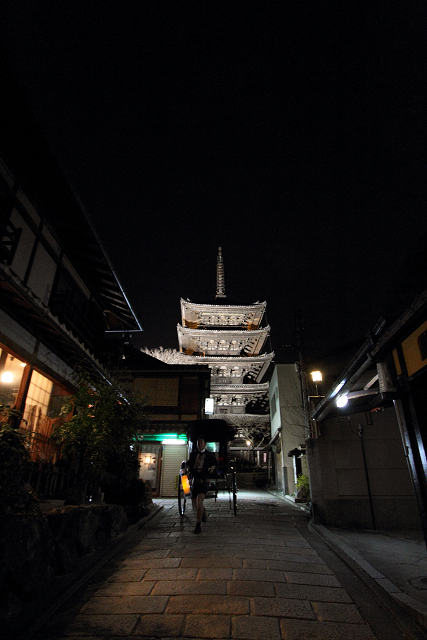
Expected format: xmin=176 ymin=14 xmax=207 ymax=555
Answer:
xmin=215 ymin=246 xmax=226 ymax=299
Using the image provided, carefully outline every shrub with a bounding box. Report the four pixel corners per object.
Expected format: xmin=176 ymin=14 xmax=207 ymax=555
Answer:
xmin=294 ymin=473 xmax=310 ymax=500
xmin=50 ymin=369 xmax=149 ymax=503
xmin=0 ymin=405 xmax=37 ymax=516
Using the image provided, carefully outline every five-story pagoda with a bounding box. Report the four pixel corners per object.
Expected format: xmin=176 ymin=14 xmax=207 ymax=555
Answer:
xmin=177 ymin=248 xmax=273 ymax=437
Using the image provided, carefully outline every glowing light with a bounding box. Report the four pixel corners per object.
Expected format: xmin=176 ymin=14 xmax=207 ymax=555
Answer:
xmin=144 ymin=456 xmax=151 ymax=464
xmin=205 ymin=397 xmax=214 ymax=414
xmin=162 ymin=439 xmax=184 ymax=445
xmin=181 ymin=474 xmax=191 ymax=495
xmin=1 ymin=371 xmax=13 ymax=383
xmin=246 ymin=440 xmax=252 ymax=447
xmin=310 ymin=371 xmax=322 ymax=382
xmin=336 ymin=395 xmax=348 ymax=408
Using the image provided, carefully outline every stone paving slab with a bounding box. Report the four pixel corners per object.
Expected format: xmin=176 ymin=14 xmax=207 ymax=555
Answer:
xmin=270 ymin=552 xmax=327 ymax=564
xmin=94 ymin=581 xmax=154 ymax=596
xmin=197 ymin=568 xmax=234 ymax=580
xmin=133 ymin=613 xmax=185 ymax=637
xmin=284 ymin=571 xmax=342 ymax=587
xmin=151 ymin=579 xmax=228 ymax=595
xmin=252 ymin=596 xmax=316 ymax=619
xmin=243 ymin=557 xmax=334 ymax=574
xmin=220 ymin=548 xmax=281 ymax=559
xmin=144 ymin=567 xmax=198 ymax=581
xmin=58 ymin=636 xmax=103 ymax=640
xmin=166 ymin=594 xmax=250 ymax=615
xmin=181 ymin=557 xmax=243 ymax=568
xmin=233 ymin=615 xmax=281 ymax=640
xmin=56 ymin=493 xmax=384 ymax=640
xmin=106 ymin=569 xmax=147 ymax=582
xmin=227 ymin=580 xmax=275 ymax=597
xmin=125 ymin=548 xmax=170 ymax=559
xmin=274 ymin=583 xmax=353 ymax=603
xmin=233 ymin=568 xmax=286 ymax=582
xmin=183 ymin=614 xmax=231 ymax=638
xmin=279 ymin=619 xmax=378 ymax=639
xmin=64 ymin=613 xmax=139 ymax=636
xmin=275 ymin=561 xmax=333 ymax=574
xmin=311 ymin=601 xmax=365 ymax=623
xmin=169 ymin=548 xmax=215 ymax=558
xmin=122 ymin=557 xmax=181 ymax=569
xmin=80 ymin=595 xmax=168 ymax=614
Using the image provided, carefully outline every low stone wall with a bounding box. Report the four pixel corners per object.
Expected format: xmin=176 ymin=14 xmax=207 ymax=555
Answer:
xmin=0 ymin=499 xmax=151 ymax=625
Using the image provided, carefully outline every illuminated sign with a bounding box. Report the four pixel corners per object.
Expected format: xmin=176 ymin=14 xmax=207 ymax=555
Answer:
xmin=205 ymin=398 xmax=215 ymax=414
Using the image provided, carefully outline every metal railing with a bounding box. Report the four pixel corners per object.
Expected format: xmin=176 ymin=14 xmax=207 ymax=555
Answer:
xmin=20 ymin=460 xmax=99 ymax=503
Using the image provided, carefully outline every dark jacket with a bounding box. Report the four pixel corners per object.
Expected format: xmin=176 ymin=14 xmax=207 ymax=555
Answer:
xmin=187 ymin=448 xmax=217 ymax=482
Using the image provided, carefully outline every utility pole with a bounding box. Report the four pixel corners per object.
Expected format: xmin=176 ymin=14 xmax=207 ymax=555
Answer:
xmin=295 ymin=311 xmax=311 ymax=439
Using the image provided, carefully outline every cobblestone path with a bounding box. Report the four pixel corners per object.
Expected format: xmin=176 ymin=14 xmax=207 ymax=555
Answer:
xmin=53 ymin=491 xmax=381 ymax=640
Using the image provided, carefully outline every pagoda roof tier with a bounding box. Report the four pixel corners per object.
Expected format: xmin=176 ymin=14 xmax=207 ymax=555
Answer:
xmin=177 ymin=324 xmax=270 ymax=357
xmin=210 ymin=382 xmax=269 ymax=409
xmin=180 ymin=298 xmax=266 ymax=330
xmin=209 ymin=414 xmax=270 ymax=424
xmin=211 ymin=382 xmax=269 ymax=394
xmin=188 ymin=353 xmax=274 ymax=383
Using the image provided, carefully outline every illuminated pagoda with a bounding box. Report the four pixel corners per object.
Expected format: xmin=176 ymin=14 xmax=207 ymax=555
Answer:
xmin=177 ymin=247 xmax=273 ymax=435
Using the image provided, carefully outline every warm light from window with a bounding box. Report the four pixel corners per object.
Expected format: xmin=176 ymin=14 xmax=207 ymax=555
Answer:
xmin=1 ymin=371 xmax=13 ymax=383
xmin=310 ymin=371 xmax=322 ymax=382
xmin=144 ymin=456 xmax=151 ymax=464
xmin=336 ymin=395 xmax=348 ymax=408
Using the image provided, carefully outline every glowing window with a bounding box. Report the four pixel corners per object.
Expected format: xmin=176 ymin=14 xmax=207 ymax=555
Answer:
xmin=0 ymin=349 xmax=25 ymax=407
xmin=24 ymin=370 xmax=53 ymax=432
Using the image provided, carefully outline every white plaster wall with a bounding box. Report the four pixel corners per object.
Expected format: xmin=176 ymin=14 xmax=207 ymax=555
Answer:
xmin=0 ymin=308 xmax=37 ymax=355
xmin=276 ymin=364 xmax=305 ymax=495
xmin=26 ymin=242 xmax=57 ymax=306
xmin=9 ymin=209 xmax=36 ymax=282
xmin=269 ymin=367 xmax=280 ymax=436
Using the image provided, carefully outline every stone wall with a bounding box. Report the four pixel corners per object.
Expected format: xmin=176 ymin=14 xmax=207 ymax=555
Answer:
xmin=307 ymin=409 xmax=422 ymax=531
xmin=0 ymin=495 xmax=153 ymax=626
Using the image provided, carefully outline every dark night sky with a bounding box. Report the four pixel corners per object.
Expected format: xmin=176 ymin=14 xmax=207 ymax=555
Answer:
xmin=1 ymin=2 xmax=426 ymax=357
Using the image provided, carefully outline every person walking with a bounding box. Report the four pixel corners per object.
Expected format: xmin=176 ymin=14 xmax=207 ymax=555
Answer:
xmin=186 ymin=436 xmax=217 ymax=534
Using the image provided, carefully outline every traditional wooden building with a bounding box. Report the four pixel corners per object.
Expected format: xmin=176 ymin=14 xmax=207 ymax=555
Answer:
xmin=177 ymin=247 xmax=273 ymax=461
xmin=0 ymin=59 xmax=141 ymax=462
xmin=115 ymin=348 xmax=210 ymax=497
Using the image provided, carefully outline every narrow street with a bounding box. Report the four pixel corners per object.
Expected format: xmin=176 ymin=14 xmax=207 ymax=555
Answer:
xmin=27 ymin=490 xmax=422 ymax=640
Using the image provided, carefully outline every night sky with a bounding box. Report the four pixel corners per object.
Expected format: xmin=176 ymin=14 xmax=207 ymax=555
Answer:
xmin=1 ymin=2 xmax=426 ymax=357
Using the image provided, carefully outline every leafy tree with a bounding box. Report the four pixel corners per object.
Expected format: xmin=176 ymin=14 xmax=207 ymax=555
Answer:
xmin=51 ymin=369 xmax=149 ymax=503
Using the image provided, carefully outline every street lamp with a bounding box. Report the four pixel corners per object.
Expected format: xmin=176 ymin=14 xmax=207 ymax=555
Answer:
xmin=310 ymin=371 xmax=322 ymax=396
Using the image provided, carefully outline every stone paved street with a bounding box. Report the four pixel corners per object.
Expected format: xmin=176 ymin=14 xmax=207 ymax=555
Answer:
xmin=45 ymin=491 xmax=392 ymax=639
